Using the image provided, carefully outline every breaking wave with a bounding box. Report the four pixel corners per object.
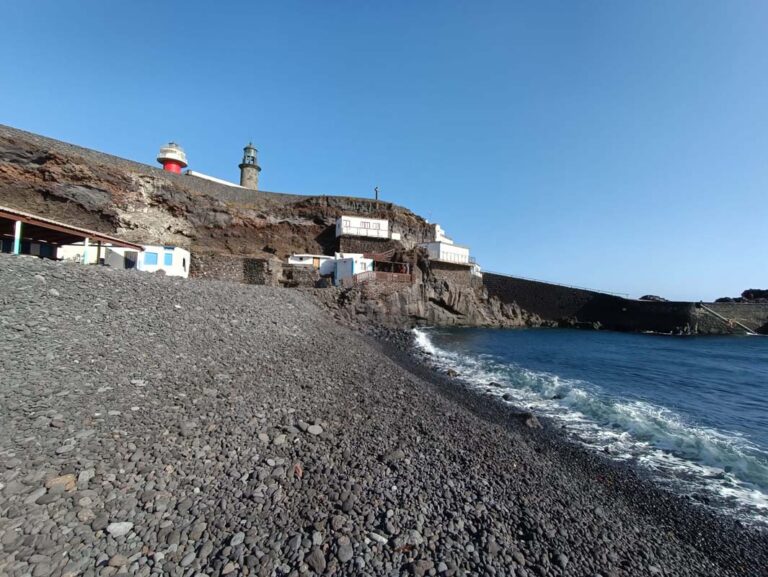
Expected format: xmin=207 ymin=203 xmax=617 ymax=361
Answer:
xmin=413 ymin=327 xmax=768 ymax=524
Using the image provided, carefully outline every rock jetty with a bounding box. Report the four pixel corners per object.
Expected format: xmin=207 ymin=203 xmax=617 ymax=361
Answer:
xmin=1 ymin=254 xmax=766 ymax=577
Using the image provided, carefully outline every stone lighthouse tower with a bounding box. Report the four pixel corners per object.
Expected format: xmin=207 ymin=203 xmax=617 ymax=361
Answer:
xmin=239 ymin=143 xmax=261 ymax=190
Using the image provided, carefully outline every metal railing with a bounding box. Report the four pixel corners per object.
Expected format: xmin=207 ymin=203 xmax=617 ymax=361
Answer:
xmin=363 ymin=248 xmax=397 ymax=261
xmin=483 ymin=270 xmax=630 ymax=298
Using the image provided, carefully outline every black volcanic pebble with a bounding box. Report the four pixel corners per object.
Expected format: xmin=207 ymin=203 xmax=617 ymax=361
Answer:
xmin=0 ymin=253 xmax=765 ymax=577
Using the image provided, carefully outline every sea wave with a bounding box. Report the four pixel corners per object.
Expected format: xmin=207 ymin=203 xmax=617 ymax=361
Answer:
xmin=412 ymin=327 xmax=768 ymax=524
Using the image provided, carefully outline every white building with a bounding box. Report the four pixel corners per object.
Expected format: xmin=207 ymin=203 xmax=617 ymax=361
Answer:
xmin=336 ymin=216 xmax=401 ymax=241
xmin=421 ymin=241 xmax=471 ymax=265
xmin=429 ymin=223 xmax=453 ymax=244
xmin=58 ymin=243 xmax=191 ymax=278
xmin=333 ymin=252 xmax=374 ymax=285
xmin=421 ymin=222 xmax=482 ymax=278
xmin=287 ymin=254 xmax=335 ymax=275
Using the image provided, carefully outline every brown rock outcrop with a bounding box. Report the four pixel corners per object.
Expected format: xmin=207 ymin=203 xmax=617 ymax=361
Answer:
xmin=0 ymin=124 xmax=539 ymax=329
xmin=0 ymin=124 xmax=434 ymax=259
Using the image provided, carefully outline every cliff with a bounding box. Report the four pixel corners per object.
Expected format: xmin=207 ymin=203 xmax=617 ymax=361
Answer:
xmin=310 ymin=250 xmax=541 ymax=329
xmin=0 ymin=125 xmax=434 ymax=259
xmin=0 ymin=124 xmax=531 ymax=329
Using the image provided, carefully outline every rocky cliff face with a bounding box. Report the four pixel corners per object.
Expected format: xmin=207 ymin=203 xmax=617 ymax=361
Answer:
xmin=0 ymin=125 xmax=434 ymax=259
xmin=309 ymin=280 xmax=540 ymax=329
xmin=309 ymin=250 xmax=543 ymax=329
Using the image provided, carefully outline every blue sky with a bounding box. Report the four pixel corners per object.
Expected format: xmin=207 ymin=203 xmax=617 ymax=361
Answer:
xmin=2 ymin=1 xmax=766 ymax=300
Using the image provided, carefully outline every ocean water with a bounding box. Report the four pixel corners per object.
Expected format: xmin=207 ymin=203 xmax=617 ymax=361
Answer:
xmin=413 ymin=327 xmax=768 ymax=525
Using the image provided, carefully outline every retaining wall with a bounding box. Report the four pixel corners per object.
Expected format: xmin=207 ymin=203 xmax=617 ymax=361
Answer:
xmin=693 ymin=303 xmax=768 ymax=335
xmin=281 ymin=264 xmax=321 ymax=288
xmin=430 ymin=261 xmax=480 ymax=289
xmin=338 ymin=236 xmax=403 ymax=254
xmin=190 ymin=254 xmax=282 ymax=286
xmin=483 ymin=273 xmax=768 ymax=334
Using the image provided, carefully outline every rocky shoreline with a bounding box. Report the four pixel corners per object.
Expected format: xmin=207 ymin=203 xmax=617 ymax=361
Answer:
xmin=1 ymin=254 xmax=767 ymax=577
xmin=367 ymin=327 xmax=768 ymax=569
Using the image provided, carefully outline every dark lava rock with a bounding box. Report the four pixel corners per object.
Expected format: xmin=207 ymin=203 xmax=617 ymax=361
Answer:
xmin=307 ymin=548 xmax=326 ymax=573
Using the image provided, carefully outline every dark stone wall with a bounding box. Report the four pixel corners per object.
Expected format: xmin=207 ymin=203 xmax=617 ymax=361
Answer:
xmin=281 ymin=264 xmax=321 ymax=288
xmin=483 ymin=274 xmax=621 ymax=321
xmin=338 ymin=236 xmax=403 ymax=254
xmin=430 ymin=261 xmax=475 ymax=288
xmin=581 ymin=299 xmax=696 ymax=333
xmin=190 ymin=254 xmax=282 ymax=286
xmin=694 ymin=303 xmax=768 ymax=334
xmin=483 ymin=273 xmax=768 ymax=334
xmin=484 ymin=272 xmax=699 ymax=332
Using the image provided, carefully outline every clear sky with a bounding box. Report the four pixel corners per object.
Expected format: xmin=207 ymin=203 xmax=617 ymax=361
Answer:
xmin=2 ymin=1 xmax=766 ymax=300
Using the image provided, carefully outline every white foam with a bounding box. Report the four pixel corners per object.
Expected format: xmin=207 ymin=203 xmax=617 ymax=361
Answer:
xmin=412 ymin=328 xmax=768 ymax=523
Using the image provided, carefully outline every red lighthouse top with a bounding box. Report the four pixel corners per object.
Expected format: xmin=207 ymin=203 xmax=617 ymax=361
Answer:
xmin=157 ymin=142 xmax=188 ymax=173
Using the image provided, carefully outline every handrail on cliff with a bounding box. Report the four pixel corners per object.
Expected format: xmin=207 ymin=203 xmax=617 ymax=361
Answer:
xmin=697 ymin=303 xmax=758 ymax=335
xmin=482 ymin=270 xmax=630 ymax=298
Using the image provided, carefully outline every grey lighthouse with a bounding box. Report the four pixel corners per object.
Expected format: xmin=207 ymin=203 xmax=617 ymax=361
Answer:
xmin=239 ymin=143 xmax=261 ymax=190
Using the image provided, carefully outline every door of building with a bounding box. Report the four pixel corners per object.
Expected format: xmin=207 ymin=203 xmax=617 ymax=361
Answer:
xmin=124 ymin=251 xmax=138 ymax=269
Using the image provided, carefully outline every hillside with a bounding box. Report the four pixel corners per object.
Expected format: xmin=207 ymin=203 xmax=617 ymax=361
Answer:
xmin=0 ymin=124 xmax=433 ymax=259
xmin=0 ymin=124 xmax=542 ymax=330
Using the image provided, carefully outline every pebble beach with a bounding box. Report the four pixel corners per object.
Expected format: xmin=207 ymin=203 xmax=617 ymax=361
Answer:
xmin=1 ymin=254 xmax=766 ymax=577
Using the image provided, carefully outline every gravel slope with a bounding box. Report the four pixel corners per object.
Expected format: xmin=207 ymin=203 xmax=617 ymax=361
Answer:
xmin=1 ymin=254 xmax=766 ymax=577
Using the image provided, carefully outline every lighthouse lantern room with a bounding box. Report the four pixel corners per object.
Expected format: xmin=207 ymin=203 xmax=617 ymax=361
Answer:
xmin=157 ymin=142 xmax=188 ymax=173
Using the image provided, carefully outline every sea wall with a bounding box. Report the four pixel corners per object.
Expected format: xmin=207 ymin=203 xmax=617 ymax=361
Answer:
xmin=483 ymin=273 xmax=768 ymax=334
xmin=693 ymin=303 xmax=768 ymax=335
xmin=483 ymin=274 xmax=625 ymax=321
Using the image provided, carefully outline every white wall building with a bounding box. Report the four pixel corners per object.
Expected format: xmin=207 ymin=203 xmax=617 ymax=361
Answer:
xmin=429 ymin=223 xmax=454 ymax=244
xmin=287 ymin=254 xmax=335 ymax=275
xmin=336 ymin=216 xmax=401 ymax=241
xmin=58 ymin=243 xmax=191 ymax=278
xmin=422 ymin=222 xmax=481 ymax=277
xmin=333 ymin=252 xmax=374 ymax=285
xmin=421 ymin=241 xmax=471 ymax=265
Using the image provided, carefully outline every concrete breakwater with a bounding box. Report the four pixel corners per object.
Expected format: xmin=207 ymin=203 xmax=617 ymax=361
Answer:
xmin=484 ymin=273 xmax=768 ymax=334
xmin=2 ymin=253 xmax=767 ymax=576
